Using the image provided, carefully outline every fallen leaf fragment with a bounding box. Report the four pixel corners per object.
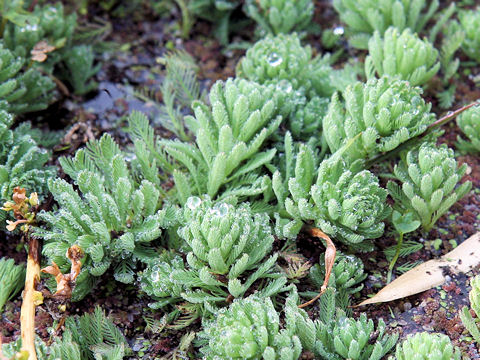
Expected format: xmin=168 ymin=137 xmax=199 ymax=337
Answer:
xmin=41 ymin=245 xmax=84 ymax=299
xmin=356 ymin=232 xmax=480 ymax=306
xmin=31 ymin=40 xmax=56 ymax=62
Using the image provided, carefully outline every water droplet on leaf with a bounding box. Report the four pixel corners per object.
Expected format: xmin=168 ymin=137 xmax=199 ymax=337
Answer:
xmin=267 ymin=52 xmax=283 ymax=67
xmin=186 ymin=196 xmax=201 ymax=210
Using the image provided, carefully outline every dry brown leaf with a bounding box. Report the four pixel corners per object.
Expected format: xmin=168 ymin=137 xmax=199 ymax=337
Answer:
xmin=31 ymin=40 xmax=56 ymax=62
xmin=356 ymin=232 xmax=480 ymax=306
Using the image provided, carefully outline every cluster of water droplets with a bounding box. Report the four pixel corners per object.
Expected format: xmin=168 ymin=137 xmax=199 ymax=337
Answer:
xmin=19 ymin=23 xmax=39 ymax=33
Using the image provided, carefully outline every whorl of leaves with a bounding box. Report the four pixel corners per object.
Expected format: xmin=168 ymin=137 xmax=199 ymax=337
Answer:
xmin=0 ymin=110 xmax=55 ymax=226
xmin=333 ymin=0 xmax=439 ymax=48
xmin=198 ymin=295 xmax=302 ymax=360
xmin=323 ymin=76 xmax=435 ymax=162
xmin=274 ymin=136 xmax=389 ymax=248
xmin=392 ymin=332 xmax=461 ymax=360
xmin=387 ymin=143 xmax=471 ymax=232
xmin=244 ymin=0 xmax=314 ymax=35
xmin=237 ymin=33 xmax=336 ymax=98
xmin=0 ymin=45 xmax=55 ymax=114
xmin=365 ymin=27 xmax=440 ymax=86
xmin=456 ymin=105 xmax=480 ymax=154
xmin=140 ymin=197 xmax=286 ymax=310
xmin=35 ymin=133 xmax=176 ymax=300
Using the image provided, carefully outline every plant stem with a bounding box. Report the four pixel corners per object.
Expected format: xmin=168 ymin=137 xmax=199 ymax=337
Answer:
xmin=387 ymin=232 xmax=403 ymax=284
xmin=0 ymin=18 xmax=7 ymax=38
xmin=20 ymin=235 xmax=42 ymax=360
xmin=174 ymin=0 xmax=192 ymax=40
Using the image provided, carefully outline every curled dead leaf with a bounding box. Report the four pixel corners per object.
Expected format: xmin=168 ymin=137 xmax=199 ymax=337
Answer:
xmin=6 ymin=219 xmax=28 ymax=231
xmin=299 ymin=227 xmax=336 ymax=308
xmin=13 ymin=187 xmax=27 ymax=204
xmin=41 ymin=245 xmax=84 ymax=299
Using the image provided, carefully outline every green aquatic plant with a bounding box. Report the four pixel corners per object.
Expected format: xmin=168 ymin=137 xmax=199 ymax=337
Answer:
xmin=273 ymin=135 xmax=389 ymax=249
xmin=139 ymin=250 xmax=186 ymax=308
xmin=332 ymin=0 xmax=439 ymax=48
xmin=365 ymin=27 xmax=440 ymax=87
xmin=134 ymin=50 xmax=203 ymax=142
xmin=35 ymin=133 xmax=176 ymax=300
xmin=237 ymin=33 xmax=363 ymax=144
xmin=64 ymin=306 xmax=132 ymax=359
xmin=293 ymin=289 xmax=398 ymax=359
xmin=157 ymin=78 xmax=287 ymax=204
xmin=1 ymin=307 xmax=130 ymax=360
xmin=0 ymin=44 xmax=55 ymax=114
xmin=140 ymin=197 xmax=286 ymax=309
xmin=0 ymin=257 xmax=25 ymax=312
xmin=198 ymin=295 xmax=302 ymax=359
xmin=387 ymin=143 xmax=471 ymax=232
xmin=60 ymin=45 xmax=100 ymax=95
xmin=460 ymin=274 xmax=480 ymax=344
xmin=237 ymin=33 xmax=335 ymax=98
xmin=3 ymin=2 xmax=76 ymax=65
xmin=0 ymin=110 xmax=55 ymax=227
xmin=244 ymin=0 xmax=314 ymax=35
xmin=392 ymin=332 xmax=461 ymax=360
xmin=456 ymin=105 xmax=480 ymax=154
xmin=323 ymin=76 xmax=435 ymax=163
xmin=289 ymin=96 xmax=330 ymax=144
xmin=309 ymin=252 xmax=366 ymax=308
xmin=452 ymin=8 xmax=480 ymax=63
xmin=0 ymin=0 xmax=37 ymax=33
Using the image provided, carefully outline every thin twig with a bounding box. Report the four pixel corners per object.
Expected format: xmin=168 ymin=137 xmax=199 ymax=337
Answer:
xmin=366 ymin=100 xmax=480 ymax=167
xmin=427 ymin=100 xmax=480 ymax=130
xmin=298 ymin=228 xmax=336 ymax=308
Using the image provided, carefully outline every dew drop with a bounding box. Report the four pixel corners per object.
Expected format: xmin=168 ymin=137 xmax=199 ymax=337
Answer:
xmin=216 ymin=203 xmax=230 ymax=216
xmin=151 ymin=271 xmax=160 ymax=282
xmin=186 ymin=196 xmax=201 ymax=210
xmin=277 ymin=80 xmax=292 ymax=93
xmin=267 ymin=52 xmax=283 ymax=67
xmin=333 ymin=26 xmax=344 ymax=35
xmin=208 ymin=208 xmax=221 ymax=217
